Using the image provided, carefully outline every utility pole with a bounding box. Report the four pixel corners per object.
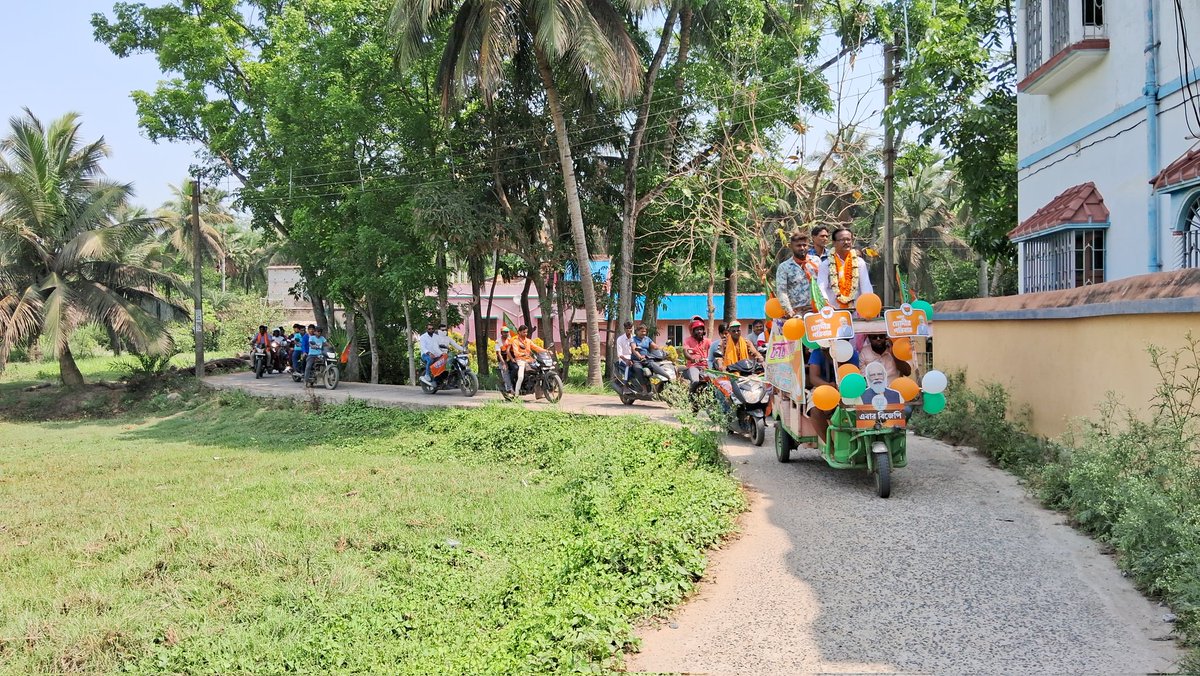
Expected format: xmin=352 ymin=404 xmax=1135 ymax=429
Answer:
xmin=882 ymin=43 xmax=897 ymax=308
xmin=192 ymin=177 xmax=204 ymax=378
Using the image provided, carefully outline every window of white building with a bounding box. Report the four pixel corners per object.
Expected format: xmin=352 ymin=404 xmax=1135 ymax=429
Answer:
xmin=1022 ymin=229 xmax=1107 ymax=292
xmin=666 ymin=324 xmax=684 ymax=347
xmin=1182 ymin=192 xmax=1200 ymax=269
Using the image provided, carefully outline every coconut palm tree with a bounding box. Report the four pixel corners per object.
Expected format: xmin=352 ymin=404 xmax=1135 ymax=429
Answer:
xmin=156 ymin=179 xmax=232 ymax=269
xmin=0 ymin=110 xmax=185 ymax=385
xmin=389 ymin=0 xmax=643 ymax=386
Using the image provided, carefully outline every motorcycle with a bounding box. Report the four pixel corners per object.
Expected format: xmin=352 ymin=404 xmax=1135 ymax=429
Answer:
xmin=290 ymin=346 xmax=340 ymax=390
xmin=271 ymin=337 xmax=290 ymax=373
xmin=500 ymin=351 xmax=564 ymax=403
xmin=420 ymin=351 xmax=479 ymax=397
xmin=710 ymin=359 xmax=772 ymax=446
xmin=250 ymin=341 xmax=270 ymax=379
xmin=610 ymin=349 xmax=678 ymax=405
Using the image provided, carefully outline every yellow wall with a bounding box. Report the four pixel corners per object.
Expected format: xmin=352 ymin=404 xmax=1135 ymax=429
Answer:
xmin=933 ymin=314 xmax=1200 ymax=438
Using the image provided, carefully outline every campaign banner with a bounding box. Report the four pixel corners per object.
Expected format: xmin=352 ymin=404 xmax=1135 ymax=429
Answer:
xmin=852 ymin=404 xmax=907 ymax=429
xmin=884 ymin=303 xmax=931 ymax=339
xmin=804 ymin=305 xmax=855 ymax=343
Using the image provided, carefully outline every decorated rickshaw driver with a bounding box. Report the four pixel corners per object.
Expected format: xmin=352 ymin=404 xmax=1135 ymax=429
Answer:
xmin=818 ymin=227 xmax=873 ymax=310
xmin=775 ymin=230 xmax=825 ymax=318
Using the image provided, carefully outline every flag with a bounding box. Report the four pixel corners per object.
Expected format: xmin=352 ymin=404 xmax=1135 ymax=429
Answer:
xmin=500 ymin=311 xmax=517 ymax=335
xmin=339 ymin=342 xmax=351 ymax=364
xmin=808 ymin=277 xmax=827 ymax=312
xmin=894 ymin=265 xmax=912 ymax=305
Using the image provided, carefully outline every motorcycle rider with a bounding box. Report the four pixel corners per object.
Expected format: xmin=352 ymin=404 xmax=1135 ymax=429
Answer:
xmin=437 ymin=323 xmax=465 ymax=355
xmin=714 ymin=320 xmax=763 ymax=371
xmin=508 ymin=324 xmax=547 ymax=395
xmin=304 ymin=325 xmax=327 ymax=387
xmin=615 ymin=321 xmax=638 ymax=393
xmin=632 ymin=324 xmax=671 ymax=385
xmin=290 ymin=323 xmax=308 ymax=375
xmin=682 ymin=319 xmax=711 ymax=392
xmin=250 ymin=325 xmax=270 ymax=350
xmin=495 ymin=326 xmax=513 ymax=393
xmin=418 ymin=323 xmax=441 ymax=387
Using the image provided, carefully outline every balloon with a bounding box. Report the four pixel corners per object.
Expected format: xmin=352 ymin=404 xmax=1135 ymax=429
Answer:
xmin=891 ymin=376 xmax=920 ymax=402
xmin=892 ymin=337 xmax=913 ymax=361
xmin=921 ymin=369 xmax=948 ymax=395
xmin=912 ymin=299 xmax=934 ymax=320
xmin=922 ymin=392 xmax=946 ymax=414
xmin=830 ymin=339 xmax=854 ymax=362
xmin=839 ymin=372 xmax=867 ymax=399
xmin=855 ymin=292 xmax=882 ymax=319
xmin=765 ymin=297 xmax=785 ymax=320
xmin=782 ymin=317 xmax=805 ymax=341
xmin=802 ymin=335 xmax=819 ymax=350
xmin=812 ymin=385 xmax=841 ymax=411
xmin=837 ymin=363 xmax=861 ymax=380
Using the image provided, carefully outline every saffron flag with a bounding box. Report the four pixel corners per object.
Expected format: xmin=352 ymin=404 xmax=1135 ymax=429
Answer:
xmin=340 ymin=342 xmax=351 ymax=364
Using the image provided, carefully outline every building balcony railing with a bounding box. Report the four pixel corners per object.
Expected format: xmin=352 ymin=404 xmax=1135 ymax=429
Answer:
xmin=1019 ymin=0 xmax=1109 ymax=95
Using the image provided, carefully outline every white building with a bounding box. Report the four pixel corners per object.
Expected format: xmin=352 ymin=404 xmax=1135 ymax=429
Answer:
xmin=1014 ymin=0 xmax=1200 ymax=293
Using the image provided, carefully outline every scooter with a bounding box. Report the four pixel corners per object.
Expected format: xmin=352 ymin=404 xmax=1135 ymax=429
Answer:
xmin=610 ymin=350 xmax=678 ymax=406
xmin=709 ymin=359 xmax=772 ymax=446
xmin=420 ymin=351 xmax=479 ymax=396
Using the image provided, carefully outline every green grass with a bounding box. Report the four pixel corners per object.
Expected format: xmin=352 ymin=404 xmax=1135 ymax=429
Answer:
xmin=0 ymin=352 xmax=235 ymax=387
xmin=0 ymin=391 xmax=743 ymax=673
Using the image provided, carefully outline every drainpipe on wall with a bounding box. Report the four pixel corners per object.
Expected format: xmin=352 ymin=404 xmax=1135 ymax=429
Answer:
xmin=1145 ymin=0 xmax=1162 ymax=272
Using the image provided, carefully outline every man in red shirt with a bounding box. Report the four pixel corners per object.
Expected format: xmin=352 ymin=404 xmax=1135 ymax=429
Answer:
xmin=681 ymin=319 xmax=711 ymax=393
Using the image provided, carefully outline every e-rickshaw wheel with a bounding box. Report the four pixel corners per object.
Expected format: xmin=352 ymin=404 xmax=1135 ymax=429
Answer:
xmin=774 ymin=419 xmax=795 ymax=463
xmin=873 ymin=442 xmax=892 ymax=498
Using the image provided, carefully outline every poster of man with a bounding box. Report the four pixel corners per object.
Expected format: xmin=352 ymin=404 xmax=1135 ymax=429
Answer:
xmin=860 ymin=361 xmax=902 ymax=408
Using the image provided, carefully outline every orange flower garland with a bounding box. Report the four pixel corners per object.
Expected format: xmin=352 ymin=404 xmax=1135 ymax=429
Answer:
xmin=830 ymin=249 xmax=860 ymax=306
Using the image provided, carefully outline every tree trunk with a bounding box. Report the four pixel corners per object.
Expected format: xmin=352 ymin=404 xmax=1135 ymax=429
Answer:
xmin=535 ymin=47 xmax=602 ymax=386
xmin=310 ymin=292 xmax=327 ymax=331
xmin=402 ymin=295 xmax=416 ymax=385
xmin=59 ymin=342 xmax=85 ymax=387
xmin=663 ymin=5 xmax=693 ymax=164
xmin=723 ymin=235 xmax=738 ymax=324
xmin=556 ymin=275 xmax=572 ymax=381
xmin=707 ymin=225 xmax=719 ymax=334
xmin=344 ymin=308 xmax=361 ymax=383
xmin=520 ymin=275 xmax=534 ymax=331
xmin=531 ymin=271 xmax=553 ymax=350
xmin=436 ymin=246 xmax=449 ymax=327
xmin=105 ymin=323 xmax=123 ymax=357
xmin=362 ymin=299 xmax=380 ymax=384
xmin=469 ymin=255 xmax=490 ymax=373
xmin=989 ymin=258 xmax=1006 ymax=296
xmin=641 ymin=296 xmax=660 ymax=339
xmin=324 ymin=298 xmax=337 ymax=331
xmin=979 ymin=259 xmax=990 ymax=298
xmin=617 ymin=5 xmax=679 ymax=331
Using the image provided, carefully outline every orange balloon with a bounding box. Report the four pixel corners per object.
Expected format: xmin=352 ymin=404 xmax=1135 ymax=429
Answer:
xmin=892 ymin=337 xmax=913 ymax=361
xmin=812 ymin=385 xmax=841 ymax=411
xmin=856 ymin=292 xmax=882 ymax=319
xmin=765 ymin=297 xmax=785 ymax=320
xmin=782 ymin=316 xmax=805 ymax=341
xmin=837 ymin=363 xmax=861 ymax=380
xmin=892 ymin=376 xmax=920 ymax=402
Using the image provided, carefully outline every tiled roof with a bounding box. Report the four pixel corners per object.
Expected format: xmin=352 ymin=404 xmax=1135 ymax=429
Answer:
xmin=935 ymin=268 xmax=1200 ymax=313
xmin=1008 ymin=182 xmax=1109 ymax=241
xmin=1151 ymin=145 xmax=1200 ymax=191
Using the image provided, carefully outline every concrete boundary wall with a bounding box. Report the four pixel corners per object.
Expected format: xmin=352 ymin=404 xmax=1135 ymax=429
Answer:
xmin=933 ymin=269 xmax=1200 ymax=438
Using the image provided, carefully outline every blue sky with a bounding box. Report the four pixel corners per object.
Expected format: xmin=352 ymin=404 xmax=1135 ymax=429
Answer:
xmin=0 ymin=0 xmax=201 ymax=210
xmin=0 ymin=1 xmax=883 ymax=213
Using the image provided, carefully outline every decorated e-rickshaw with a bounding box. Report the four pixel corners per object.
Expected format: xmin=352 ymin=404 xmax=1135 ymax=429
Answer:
xmin=763 ymin=277 xmax=948 ymax=498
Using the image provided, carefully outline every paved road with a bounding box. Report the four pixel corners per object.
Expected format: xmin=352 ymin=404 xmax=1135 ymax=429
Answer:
xmin=206 ymin=370 xmax=1182 ymax=674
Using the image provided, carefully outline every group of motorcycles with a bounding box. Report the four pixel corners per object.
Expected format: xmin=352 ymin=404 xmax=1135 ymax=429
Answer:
xmin=609 ymin=351 xmax=771 ymax=446
xmin=248 ymin=330 xmax=340 ymax=390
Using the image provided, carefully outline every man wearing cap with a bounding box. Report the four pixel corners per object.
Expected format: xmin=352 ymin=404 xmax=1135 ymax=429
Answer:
xmin=495 ymin=326 xmax=513 ymax=392
xmin=776 ymin=230 xmax=825 ymax=318
xmin=682 ymin=320 xmax=711 ymax=392
xmin=714 ymin=321 xmax=762 ymax=370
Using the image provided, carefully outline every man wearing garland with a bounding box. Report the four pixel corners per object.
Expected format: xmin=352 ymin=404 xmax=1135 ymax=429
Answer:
xmin=775 ymin=230 xmax=826 ymax=317
xmin=818 ymin=227 xmax=873 ymax=310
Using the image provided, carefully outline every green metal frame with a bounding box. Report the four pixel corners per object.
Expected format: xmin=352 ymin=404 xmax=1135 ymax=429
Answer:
xmin=775 ymin=406 xmax=908 ymax=471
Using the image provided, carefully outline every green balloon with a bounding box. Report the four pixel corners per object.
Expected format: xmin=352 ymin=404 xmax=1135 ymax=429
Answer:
xmin=839 ymin=373 xmax=867 ymax=399
xmin=802 ymin=335 xmax=818 ymax=349
xmin=922 ymin=392 xmax=946 ymax=414
xmin=912 ymin=299 xmax=934 ymax=320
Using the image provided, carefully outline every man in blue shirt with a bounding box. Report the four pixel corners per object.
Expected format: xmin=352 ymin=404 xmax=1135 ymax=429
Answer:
xmin=303 ymin=325 xmax=327 ymax=386
xmin=706 ymin=324 xmax=726 ymax=368
xmin=807 ymin=345 xmax=860 ymax=443
xmin=290 ymin=323 xmax=308 ymax=374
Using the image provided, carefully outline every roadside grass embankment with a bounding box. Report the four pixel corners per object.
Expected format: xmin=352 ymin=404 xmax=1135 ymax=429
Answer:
xmin=0 ymin=384 xmax=743 ymax=673
xmin=912 ymin=335 xmax=1200 ymax=673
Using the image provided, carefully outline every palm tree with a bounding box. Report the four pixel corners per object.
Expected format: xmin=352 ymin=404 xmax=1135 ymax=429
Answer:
xmin=389 ymin=0 xmax=643 ymax=386
xmin=0 ymin=110 xmax=185 ymax=385
xmin=156 ymin=179 xmax=232 ymax=270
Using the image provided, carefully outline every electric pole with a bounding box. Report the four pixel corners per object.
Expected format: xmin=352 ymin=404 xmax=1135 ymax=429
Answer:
xmin=883 ymin=43 xmax=897 ymax=308
xmin=192 ymin=177 xmax=204 ymax=378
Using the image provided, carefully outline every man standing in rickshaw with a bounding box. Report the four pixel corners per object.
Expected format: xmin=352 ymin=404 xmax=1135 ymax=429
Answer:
xmin=819 ymin=227 xmax=873 ymax=310
xmin=775 ymin=230 xmax=824 ymax=318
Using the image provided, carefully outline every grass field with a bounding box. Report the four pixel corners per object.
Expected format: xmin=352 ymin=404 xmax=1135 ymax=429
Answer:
xmin=0 ymin=353 xmax=235 ymax=387
xmin=0 ymin=387 xmax=742 ymax=673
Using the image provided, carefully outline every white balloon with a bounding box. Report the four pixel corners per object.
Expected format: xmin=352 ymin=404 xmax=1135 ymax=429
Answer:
xmin=922 ymin=370 xmax=948 ymax=395
xmin=830 ymin=339 xmax=854 ymax=362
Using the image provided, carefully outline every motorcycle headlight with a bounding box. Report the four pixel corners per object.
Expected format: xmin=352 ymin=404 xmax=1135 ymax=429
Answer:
xmin=325 ymin=350 xmax=337 ymax=359
xmin=740 ymin=381 xmax=765 ymax=403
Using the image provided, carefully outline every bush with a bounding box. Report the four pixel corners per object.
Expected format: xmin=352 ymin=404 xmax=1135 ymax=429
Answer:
xmin=38 ymin=323 xmax=107 ymax=361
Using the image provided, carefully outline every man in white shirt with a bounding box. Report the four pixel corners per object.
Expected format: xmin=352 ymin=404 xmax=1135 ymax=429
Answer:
xmin=614 ymin=321 xmax=636 ymax=392
xmin=418 ymin=323 xmax=442 ymax=386
xmin=437 ymin=323 xmax=464 ymax=353
xmin=818 ymin=227 xmax=873 ymax=310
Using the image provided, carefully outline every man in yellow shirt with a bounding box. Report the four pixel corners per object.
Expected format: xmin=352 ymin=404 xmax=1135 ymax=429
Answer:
xmin=508 ymin=324 xmax=547 ymax=394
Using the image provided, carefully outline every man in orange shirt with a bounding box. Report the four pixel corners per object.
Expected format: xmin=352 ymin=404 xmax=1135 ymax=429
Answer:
xmin=508 ymin=324 xmax=547 ymax=394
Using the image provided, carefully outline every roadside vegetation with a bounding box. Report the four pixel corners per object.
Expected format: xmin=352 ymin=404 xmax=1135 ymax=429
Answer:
xmin=0 ymin=382 xmax=743 ymax=673
xmin=913 ymin=336 xmax=1200 ymax=672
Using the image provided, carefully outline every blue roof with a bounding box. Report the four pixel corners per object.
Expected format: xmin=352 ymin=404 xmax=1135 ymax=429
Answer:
xmin=562 ymin=259 xmax=611 ymax=282
xmin=611 ymin=294 xmax=768 ymax=322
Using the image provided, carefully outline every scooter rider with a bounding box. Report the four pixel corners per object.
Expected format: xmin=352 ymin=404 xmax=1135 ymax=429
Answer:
xmin=682 ymin=319 xmax=711 ymax=392
xmin=632 ymin=324 xmax=671 ymax=384
xmin=714 ymin=321 xmax=763 ymax=370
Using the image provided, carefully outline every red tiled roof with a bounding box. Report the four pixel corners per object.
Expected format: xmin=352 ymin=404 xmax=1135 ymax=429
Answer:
xmin=1008 ymin=182 xmax=1109 ymax=241
xmin=1151 ymin=145 xmax=1200 ymax=191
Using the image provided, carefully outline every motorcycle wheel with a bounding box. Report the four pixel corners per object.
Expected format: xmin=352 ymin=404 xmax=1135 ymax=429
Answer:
xmin=500 ymin=387 xmax=516 ymax=402
xmin=255 ymin=358 xmax=264 ymax=379
xmin=774 ymin=420 xmax=795 ymax=462
xmin=323 ymin=364 xmax=340 ymax=390
xmin=460 ymin=372 xmax=479 ymax=397
xmin=544 ymin=374 xmax=564 ymax=403
xmin=874 ymin=451 xmax=892 ymax=499
xmin=750 ymin=416 xmax=766 ymax=447
xmin=619 ymin=391 xmax=636 ymax=406
xmin=420 ymin=378 xmax=436 ymax=394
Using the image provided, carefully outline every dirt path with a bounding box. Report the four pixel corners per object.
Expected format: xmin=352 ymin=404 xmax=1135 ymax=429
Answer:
xmin=628 ymin=432 xmax=1182 ymax=675
xmin=206 ymin=371 xmax=1183 ymax=674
